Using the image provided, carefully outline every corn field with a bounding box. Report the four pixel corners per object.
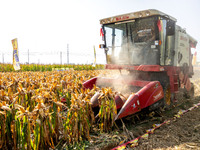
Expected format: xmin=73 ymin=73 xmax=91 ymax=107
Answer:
xmin=0 ymin=63 xmax=104 ymax=72
xmin=0 ymin=69 xmax=118 ymax=149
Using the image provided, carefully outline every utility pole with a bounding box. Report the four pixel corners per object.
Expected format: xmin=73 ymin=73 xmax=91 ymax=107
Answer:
xmin=27 ymin=49 xmax=29 ymax=64
xmin=67 ymin=44 xmax=69 ymax=64
xmin=60 ymin=51 xmax=62 ymax=64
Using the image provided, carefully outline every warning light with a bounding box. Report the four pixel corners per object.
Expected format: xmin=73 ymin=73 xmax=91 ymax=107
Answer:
xmin=99 ymin=44 xmax=105 ymax=49
xmin=159 ymin=40 xmax=162 ymax=45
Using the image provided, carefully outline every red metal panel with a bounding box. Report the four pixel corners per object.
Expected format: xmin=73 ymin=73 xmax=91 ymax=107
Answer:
xmin=137 ymin=81 xmax=164 ymax=108
xmin=164 ymin=66 xmax=180 ymax=93
xmin=116 ymin=81 xmax=164 ymax=119
xmin=115 ymin=96 xmax=125 ymax=109
xmin=137 ymin=65 xmax=165 ymax=71
xmin=83 ymin=65 xmax=187 ymax=119
xmin=116 ymin=94 xmax=141 ymax=119
xmin=82 ymin=77 xmax=98 ymax=90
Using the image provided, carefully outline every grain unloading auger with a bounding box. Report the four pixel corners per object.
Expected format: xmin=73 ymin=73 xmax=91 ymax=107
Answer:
xmin=83 ymin=9 xmax=198 ymax=120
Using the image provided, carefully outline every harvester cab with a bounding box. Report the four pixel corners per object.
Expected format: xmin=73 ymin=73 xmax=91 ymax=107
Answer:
xmin=83 ymin=9 xmax=197 ymax=120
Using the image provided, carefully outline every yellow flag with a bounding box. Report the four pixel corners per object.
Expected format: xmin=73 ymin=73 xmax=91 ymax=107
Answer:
xmin=11 ymin=38 xmax=20 ymax=71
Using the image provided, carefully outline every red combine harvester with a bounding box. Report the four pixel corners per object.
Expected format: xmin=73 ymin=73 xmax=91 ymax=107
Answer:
xmin=83 ymin=9 xmax=197 ymax=120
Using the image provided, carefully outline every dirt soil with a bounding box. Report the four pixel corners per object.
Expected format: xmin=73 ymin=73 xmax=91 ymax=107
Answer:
xmin=134 ymin=103 xmax=200 ymax=150
xmin=87 ymin=68 xmax=200 ymax=150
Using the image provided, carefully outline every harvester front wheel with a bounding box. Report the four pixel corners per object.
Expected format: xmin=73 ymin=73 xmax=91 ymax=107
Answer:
xmin=162 ymin=85 xmax=172 ymax=110
xmin=165 ymin=86 xmax=171 ymax=105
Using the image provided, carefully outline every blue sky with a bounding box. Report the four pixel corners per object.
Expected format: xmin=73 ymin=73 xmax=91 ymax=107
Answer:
xmin=0 ymin=0 xmax=199 ymax=64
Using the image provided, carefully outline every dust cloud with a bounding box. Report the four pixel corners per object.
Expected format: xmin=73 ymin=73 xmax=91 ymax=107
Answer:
xmin=96 ymin=70 xmax=139 ymax=97
xmin=95 ymin=38 xmax=159 ymax=96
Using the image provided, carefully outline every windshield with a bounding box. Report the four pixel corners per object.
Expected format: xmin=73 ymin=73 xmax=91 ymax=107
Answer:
xmin=104 ymin=17 xmax=158 ymax=65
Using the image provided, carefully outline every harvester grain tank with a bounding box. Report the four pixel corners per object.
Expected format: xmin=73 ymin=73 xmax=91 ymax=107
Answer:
xmin=83 ymin=9 xmax=198 ymax=120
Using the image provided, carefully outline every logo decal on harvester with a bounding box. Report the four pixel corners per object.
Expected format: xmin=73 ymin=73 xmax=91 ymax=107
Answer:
xmin=153 ymin=92 xmax=162 ymax=101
